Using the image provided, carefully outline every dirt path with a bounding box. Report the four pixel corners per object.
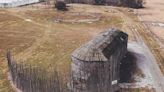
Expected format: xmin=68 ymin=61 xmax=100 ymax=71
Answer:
xmin=115 ymin=8 xmax=164 ymax=92
xmin=130 ymin=0 xmax=164 ymax=91
xmin=136 ymin=0 xmax=164 ymax=43
xmin=135 ymin=0 xmax=164 ymax=72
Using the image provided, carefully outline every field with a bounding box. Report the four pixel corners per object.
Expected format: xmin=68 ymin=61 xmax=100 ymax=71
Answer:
xmin=0 ymin=4 xmax=124 ymax=92
xmin=0 ymin=3 xmax=163 ymax=92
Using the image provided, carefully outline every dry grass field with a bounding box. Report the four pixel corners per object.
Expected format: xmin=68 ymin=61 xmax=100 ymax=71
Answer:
xmin=0 ymin=5 xmax=123 ymax=92
xmin=0 ymin=3 xmax=163 ymax=92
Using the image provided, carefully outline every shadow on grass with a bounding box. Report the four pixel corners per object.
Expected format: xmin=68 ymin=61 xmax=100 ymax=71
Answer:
xmin=120 ymin=51 xmax=138 ymax=83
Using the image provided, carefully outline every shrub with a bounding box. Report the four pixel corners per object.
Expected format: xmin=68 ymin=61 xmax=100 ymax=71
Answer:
xmin=128 ymin=0 xmax=144 ymax=8
xmin=120 ymin=0 xmax=144 ymax=8
xmin=95 ymin=0 xmax=105 ymax=5
xmin=55 ymin=1 xmax=67 ymax=11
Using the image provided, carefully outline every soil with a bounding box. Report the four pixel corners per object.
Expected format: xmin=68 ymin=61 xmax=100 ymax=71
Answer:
xmin=135 ymin=0 xmax=164 ymax=74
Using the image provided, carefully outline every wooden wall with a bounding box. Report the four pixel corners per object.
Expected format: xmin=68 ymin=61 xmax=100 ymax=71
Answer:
xmin=71 ymin=29 xmax=128 ymax=92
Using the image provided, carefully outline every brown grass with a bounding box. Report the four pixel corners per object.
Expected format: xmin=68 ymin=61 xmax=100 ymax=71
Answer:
xmin=0 ymin=4 xmax=158 ymax=92
xmin=0 ymin=5 xmax=123 ymax=92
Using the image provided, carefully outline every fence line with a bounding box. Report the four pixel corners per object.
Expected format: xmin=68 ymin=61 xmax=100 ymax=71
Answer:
xmin=7 ymin=51 xmax=67 ymax=92
xmin=6 ymin=51 xmax=154 ymax=92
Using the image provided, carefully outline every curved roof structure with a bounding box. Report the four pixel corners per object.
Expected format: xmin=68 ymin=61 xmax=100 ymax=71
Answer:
xmin=72 ymin=28 xmax=128 ymax=62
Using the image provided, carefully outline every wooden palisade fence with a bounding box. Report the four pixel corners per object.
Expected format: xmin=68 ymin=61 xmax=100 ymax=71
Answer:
xmin=6 ymin=29 xmax=154 ymax=92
